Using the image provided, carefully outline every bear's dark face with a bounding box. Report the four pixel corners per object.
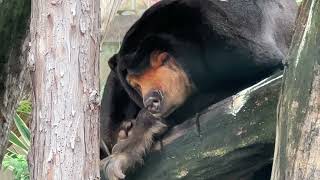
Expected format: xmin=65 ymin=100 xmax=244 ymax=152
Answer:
xmin=126 ymin=51 xmax=193 ymax=117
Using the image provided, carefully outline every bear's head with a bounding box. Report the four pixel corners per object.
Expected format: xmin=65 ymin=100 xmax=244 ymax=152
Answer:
xmin=110 ymin=34 xmax=206 ymax=118
xmin=126 ymin=50 xmax=193 ymax=117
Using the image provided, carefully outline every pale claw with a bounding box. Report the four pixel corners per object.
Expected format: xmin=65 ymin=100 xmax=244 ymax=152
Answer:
xmin=102 ymin=154 xmax=127 ymax=180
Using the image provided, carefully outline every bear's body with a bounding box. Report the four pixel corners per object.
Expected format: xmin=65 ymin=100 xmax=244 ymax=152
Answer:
xmin=100 ymin=0 xmax=297 ymax=179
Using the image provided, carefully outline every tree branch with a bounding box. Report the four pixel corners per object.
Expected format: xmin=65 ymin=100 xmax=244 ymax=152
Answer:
xmin=271 ymin=0 xmax=320 ymax=179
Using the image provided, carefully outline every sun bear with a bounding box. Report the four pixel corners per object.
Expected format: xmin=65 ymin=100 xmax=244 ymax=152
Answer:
xmin=100 ymin=0 xmax=297 ymax=179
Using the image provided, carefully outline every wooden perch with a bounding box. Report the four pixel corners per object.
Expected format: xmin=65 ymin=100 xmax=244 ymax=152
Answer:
xmin=124 ymin=73 xmax=282 ymax=180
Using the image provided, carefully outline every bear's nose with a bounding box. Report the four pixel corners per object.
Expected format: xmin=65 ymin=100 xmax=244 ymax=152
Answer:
xmin=143 ymin=90 xmax=163 ymax=114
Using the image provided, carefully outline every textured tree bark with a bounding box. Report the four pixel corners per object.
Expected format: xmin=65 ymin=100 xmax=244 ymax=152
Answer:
xmin=28 ymin=0 xmax=100 ymax=179
xmin=271 ymin=1 xmax=320 ymax=180
xmin=0 ymin=0 xmax=31 ymax=165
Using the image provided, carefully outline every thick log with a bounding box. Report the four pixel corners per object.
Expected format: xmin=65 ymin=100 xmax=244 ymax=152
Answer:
xmin=271 ymin=1 xmax=320 ymax=180
xmin=0 ymin=0 xmax=31 ymax=165
xmin=101 ymin=73 xmax=282 ymax=180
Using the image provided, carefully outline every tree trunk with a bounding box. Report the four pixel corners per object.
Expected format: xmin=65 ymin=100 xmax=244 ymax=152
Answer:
xmin=0 ymin=0 xmax=31 ymax=165
xmin=271 ymin=1 xmax=320 ymax=180
xmin=28 ymin=0 xmax=100 ymax=179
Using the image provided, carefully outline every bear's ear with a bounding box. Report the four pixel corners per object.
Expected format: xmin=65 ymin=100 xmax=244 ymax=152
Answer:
xmin=108 ymin=54 xmax=118 ymax=71
xmin=150 ymin=51 xmax=172 ymax=68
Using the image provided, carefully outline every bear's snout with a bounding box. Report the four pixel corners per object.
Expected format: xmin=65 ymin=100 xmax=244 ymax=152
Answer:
xmin=143 ymin=90 xmax=163 ymax=114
